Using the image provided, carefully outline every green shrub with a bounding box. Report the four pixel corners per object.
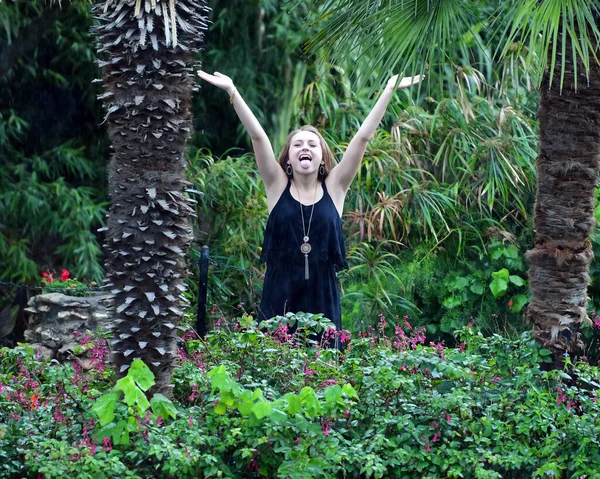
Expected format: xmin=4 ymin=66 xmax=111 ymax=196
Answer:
xmin=2 ymin=316 xmax=600 ymax=478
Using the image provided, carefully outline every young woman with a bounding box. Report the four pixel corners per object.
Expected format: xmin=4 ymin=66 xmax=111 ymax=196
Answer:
xmin=197 ymin=69 xmax=422 ymax=338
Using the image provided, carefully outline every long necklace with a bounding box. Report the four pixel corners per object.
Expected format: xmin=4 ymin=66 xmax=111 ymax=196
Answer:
xmin=294 ymin=181 xmax=318 ymax=280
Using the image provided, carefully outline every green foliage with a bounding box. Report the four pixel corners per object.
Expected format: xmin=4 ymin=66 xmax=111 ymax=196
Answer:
xmin=3 ymin=322 xmax=600 ymax=477
xmin=311 ymin=0 xmax=600 ymax=93
xmin=40 ymin=269 xmax=93 ymax=296
xmin=192 ymin=0 xmax=324 ymax=154
xmin=187 ymin=151 xmax=267 ymax=319
xmin=385 ymin=238 xmax=531 ymax=340
xmin=0 ymin=0 xmax=107 ymax=302
xmin=498 ymin=0 xmax=600 ymax=91
xmin=92 ymin=359 xmax=177 ymax=445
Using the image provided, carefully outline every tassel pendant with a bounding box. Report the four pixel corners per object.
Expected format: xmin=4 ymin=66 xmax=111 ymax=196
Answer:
xmin=300 ymin=240 xmax=312 ymax=280
xmin=304 ymin=254 xmax=309 ymax=280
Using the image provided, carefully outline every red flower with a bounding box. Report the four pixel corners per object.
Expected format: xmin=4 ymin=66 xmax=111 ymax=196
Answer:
xmin=61 ymin=269 xmax=70 ymax=281
xmin=508 ymin=301 xmax=513 ymax=308
xmin=41 ymin=272 xmax=54 ymax=283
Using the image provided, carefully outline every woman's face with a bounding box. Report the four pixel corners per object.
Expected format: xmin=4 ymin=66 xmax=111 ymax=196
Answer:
xmin=287 ymin=131 xmax=324 ymax=177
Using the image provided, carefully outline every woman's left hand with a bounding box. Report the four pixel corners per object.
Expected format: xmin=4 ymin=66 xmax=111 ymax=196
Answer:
xmin=387 ymin=74 xmax=424 ymax=90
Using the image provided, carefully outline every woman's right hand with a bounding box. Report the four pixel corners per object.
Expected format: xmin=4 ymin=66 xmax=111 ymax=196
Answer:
xmin=197 ymin=70 xmax=235 ymax=95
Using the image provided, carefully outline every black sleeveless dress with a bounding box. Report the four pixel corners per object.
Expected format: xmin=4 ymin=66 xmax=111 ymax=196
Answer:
xmin=259 ymin=180 xmax=348 ymax=331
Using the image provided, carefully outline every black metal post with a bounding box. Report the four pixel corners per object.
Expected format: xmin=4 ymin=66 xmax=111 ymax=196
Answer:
xmin=196 ymin=245 xmax=209 ymax=338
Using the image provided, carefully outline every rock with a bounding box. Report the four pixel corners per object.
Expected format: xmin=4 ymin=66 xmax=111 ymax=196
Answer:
xmin=32 ymin=345 xmax=54 ymax=359
xmin=24 ymin=293 xmax=114 ymax=362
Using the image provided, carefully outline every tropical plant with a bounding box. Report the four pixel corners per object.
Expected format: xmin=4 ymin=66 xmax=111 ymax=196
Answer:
xmin=187 ymin=150 xmax=267 ymax=318
xmin=92 ymin=0 xmax=210 ymax=394
xmin=312 ymin=0 xmax=600 ymax=363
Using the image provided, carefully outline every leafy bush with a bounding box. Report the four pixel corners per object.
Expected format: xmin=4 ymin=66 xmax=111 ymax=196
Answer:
xmin=0 ymin=0 xmax=107 ymax=308
xmin=2 ymin=316 xmax=600 ymax=478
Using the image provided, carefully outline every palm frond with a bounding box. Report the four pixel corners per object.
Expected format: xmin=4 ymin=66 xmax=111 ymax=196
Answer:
xmin=309 ymin=0 xmax=488 ymax=87
xmin=496 ymin=0 xmax=600 ymax=91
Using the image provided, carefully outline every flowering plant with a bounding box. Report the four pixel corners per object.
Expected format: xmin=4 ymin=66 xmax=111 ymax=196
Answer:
xmin=3 ymin=317 xmax=600 ymax=478
xmin=40 ymin=269 xmax=92 ymax=296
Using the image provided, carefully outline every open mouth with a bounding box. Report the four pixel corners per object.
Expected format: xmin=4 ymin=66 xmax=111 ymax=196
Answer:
xmin=299 ymin=154 xmax=312 ymax=169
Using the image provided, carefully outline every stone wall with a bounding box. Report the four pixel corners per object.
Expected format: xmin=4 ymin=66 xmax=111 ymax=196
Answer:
xmin=24 ymin=293 xmax=113 ymax=364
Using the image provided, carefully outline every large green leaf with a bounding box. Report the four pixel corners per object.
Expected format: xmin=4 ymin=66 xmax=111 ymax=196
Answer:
xmin=489 ymin=268 xmax=509 ymax=297
xmin=128 ymin=359 xmax=155 ymax=392
xmin=150 ymin=393 xmax=178 ymax=421
xmin=91 ymin=392 xmax=119 ymax=427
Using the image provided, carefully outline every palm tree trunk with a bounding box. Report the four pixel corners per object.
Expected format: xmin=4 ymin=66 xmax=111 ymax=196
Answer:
xmin=92 ymin=0 xmax=209 ymax=394
xmin=527 ymin=35 xmax=600 ymax=367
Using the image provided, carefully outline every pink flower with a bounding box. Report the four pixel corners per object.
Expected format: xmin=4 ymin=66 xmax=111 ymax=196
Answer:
xmin=102 ymin=437 xmax=112 ymax=452
xmin=430 ymin=341 xmax=446 ymax=360
xmin=188 ymin=416 xmax=193 ymax=426
xmin=321 ymin=418 xmax=331 ymax=436
xmin=210 ymin=304 xmax=216 ymax=315
xmin=61 ymin=269 xmax=70 ymax=281
xmin=41 ymin=272 xmax=53 ymax=283
xmin=555 ymin=387 xmax=566 ymax=405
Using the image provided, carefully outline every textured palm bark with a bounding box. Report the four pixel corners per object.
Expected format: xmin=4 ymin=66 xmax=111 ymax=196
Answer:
xmin=92 ymin=0 xmax=209 ymax=394
xmin=527 ymin=42 xmax=600 ymax=366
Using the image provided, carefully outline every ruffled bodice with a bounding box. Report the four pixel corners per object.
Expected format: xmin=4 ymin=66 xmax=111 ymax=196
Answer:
xmin=260 ymin=180 xmax=348 ymax=272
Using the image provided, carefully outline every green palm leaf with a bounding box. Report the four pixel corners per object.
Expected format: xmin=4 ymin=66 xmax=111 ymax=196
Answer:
xmin=497 ymin=0 xmax=600 ymax=91
xmin=311 ymin=0 xmax=600 ymax=90
xmin=310 ymin=0 xmax=489 ymax=87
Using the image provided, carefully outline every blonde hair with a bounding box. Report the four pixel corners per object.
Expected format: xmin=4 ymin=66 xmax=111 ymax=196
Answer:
xmin=278 ymin=125 xmax=335 ymax=180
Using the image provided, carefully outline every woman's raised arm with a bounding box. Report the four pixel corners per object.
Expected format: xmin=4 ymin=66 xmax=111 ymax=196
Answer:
xmin=197 ymin=70 xmax=286 ymax=193
xmin=327 ymin=74 xmax=423 ymax=202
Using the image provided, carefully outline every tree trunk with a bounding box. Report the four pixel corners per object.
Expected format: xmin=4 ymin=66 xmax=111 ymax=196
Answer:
xmin=527 ymin=35 xmax=600 ymax=367
xmin=92 ymin=0 xmax=209 ymax=395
